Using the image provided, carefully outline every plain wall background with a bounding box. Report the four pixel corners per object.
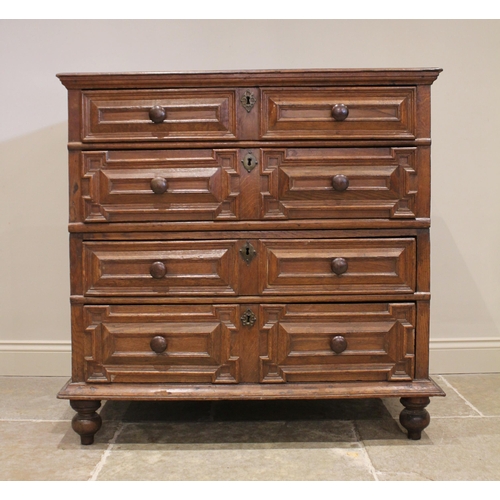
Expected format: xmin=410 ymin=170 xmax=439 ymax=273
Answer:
xmin=1 ymin=19 xmax=499 ymax=374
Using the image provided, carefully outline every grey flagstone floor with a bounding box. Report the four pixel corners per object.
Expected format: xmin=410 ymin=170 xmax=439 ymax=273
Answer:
xmin=1 ymin=374 xmax=499 ymax=481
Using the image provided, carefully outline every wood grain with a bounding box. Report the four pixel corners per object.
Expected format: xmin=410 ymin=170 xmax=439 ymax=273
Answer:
xmin=58 ymin=68 xmax=443 ymax=444
xmin=58 ymin=378 xmax=445 ymax=400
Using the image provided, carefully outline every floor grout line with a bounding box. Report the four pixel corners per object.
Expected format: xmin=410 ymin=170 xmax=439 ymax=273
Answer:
xmin=0 ymin=418 xmax=72 ymax=422
xmin=352 ymin=421 xmax=379 ymax=481
xmin=88 ymin=422 xmax=124 ymax=481
xmin=433 ymin=415 xmax=499 ymax=419
xmin=439 ymin=375 xmax=485 ymax=417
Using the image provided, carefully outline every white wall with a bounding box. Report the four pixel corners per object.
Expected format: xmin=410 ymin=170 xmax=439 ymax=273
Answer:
xmin=1 ymin=19 xmax=499 ymax=375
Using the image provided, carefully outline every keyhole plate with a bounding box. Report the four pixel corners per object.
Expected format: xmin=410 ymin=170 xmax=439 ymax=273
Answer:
xmin=240 ymin=90 xmax=256 ymax=112
xmin=241 ymin=309 xmax=257 ymax=327
xmin=240 ymin=241 xmax=257 ymax=264
xmin=242 ymin=153 xmax=258 ymax=173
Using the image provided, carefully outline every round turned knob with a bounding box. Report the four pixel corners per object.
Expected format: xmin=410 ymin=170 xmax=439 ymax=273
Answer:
xmin=331 ymin=257 xmax=348 ymax=276
xmin=149 ymin=105 xmax=166 ymax=123
xmin=332 ymin=174 xmax=349 ymax=192
xmin=150 ymin=261 xmax=167 ymax=279
xmin=331 ymin=335 xmax=347 ymax=354
xmin=151 ymin=177 xmax=167 ymax=194
xmin=332 ymin=103 xmax=349 ymax=121
xmin=150 ymin=336 xmax=167 ymax=354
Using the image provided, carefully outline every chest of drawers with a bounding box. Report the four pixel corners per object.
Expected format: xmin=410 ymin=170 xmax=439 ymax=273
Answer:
xmin=57 ymin=69 xmax=444 ymax=445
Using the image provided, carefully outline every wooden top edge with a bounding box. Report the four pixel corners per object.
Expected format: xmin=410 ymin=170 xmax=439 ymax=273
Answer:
xmin=56 ymin=68 xmax=443 ymax=89
xmin=57 ymin=67 xmax=444 ymax=76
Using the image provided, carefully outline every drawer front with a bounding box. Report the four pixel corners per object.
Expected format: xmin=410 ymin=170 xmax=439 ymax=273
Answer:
xmin=260 ymin=238 xmax=416 ymax=295
xmin=74 ymin=149 xmax=241 ymax=223
xmin=81 ymin=305 xmax=240 ymax=383
xmin=73 ymin=147 xmax=427 ymax=223
xmin=261 ymin=87 xmax=416 ymax=140
xmin=82 ymin=241 xmax=239 ymax=297
xmin=259 ymin=303 xmax=415 ymax=383
xmin=261 ymin=147 xmax=426 ymax=219
xmin=82 ymin=89 xmax=237 ymax=142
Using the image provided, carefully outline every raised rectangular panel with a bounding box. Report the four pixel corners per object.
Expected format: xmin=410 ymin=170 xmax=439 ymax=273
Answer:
xmin=260 ymin=147 xmax=423 ymax=219
xmin=259 ymin=238 xmax=416 ymax=296
xmin=74 ymin=149 xmax=241 ymax=223
xmin=261 ymin=87 xmax=416 ymax=140
xmin=82 ymin=240 xmax=239 ymax=297
xmin=81 ymin=304 xmax=241 ymax=383
xmin=82 ymin=89 xmax=237 ymax=142
xmin=259 ymin=303 xmax=415 ymax=383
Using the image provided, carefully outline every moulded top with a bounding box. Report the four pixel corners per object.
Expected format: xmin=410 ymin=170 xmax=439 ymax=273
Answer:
xmin=56 ymin=68 xmax=443 ymax=89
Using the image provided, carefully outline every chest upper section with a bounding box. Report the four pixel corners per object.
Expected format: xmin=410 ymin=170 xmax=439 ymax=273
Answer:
xmin=60 ymin=69 xmax=440 ymax=227
xmin=58 ymin=69 xmax=441 ymax=146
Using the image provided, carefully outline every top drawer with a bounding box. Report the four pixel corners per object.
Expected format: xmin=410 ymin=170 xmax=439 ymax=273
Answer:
xmin=79 ymin=86 xmax=418 ymax=143
xmin=81 ymin=89 xmax=237 ymax=143
xmin=261 ymin=87 xmax=416 ymax=140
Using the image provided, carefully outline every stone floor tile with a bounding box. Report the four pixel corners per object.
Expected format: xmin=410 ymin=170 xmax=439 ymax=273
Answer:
xmin=441 ymin=374 xmax=500 ymax=416
xmin=355 ymin=411 xmax=410 ymax=442
xmin=112 ymin=418 xmax=359 ymax=449
xmin=101 ymin=398 xmax=390 ymax=425
xmin=276 ymin=420 xmax=359 ymax=445
xmin=100 ymin=417 xmax=370 ymax=481
xmin=376 ymin=472 xmax=429 ymax=481
xmin=0 ymin=420 xmax=118 ymax=480
xmin=3 ymin=375 xmax=500 ymax=481
xmin=115 ymin=420 xmax=285 ymax=447
xmin=358 ymin=416 xmax=500 ymax=480
xmin=98 ymin=443 xmax=374 ymax=480
xmin=211 ymin=398 xmax=389 ymax=422
xmin=0 ymin=376 xmax=73 ymax=421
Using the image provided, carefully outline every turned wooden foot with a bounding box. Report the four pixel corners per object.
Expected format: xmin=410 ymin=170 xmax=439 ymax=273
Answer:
xmin=70 ymin=400 xmax=102 ymax=445
xmin=399 ymin=397 xmax=430 ymax=440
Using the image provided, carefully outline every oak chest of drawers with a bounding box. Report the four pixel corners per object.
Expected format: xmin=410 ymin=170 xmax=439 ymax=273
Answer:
xmin=57 ymin=69 xmax=444 ymax=444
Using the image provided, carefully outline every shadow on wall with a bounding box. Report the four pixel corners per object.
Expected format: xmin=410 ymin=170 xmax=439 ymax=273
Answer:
xmin=0 ymin=122 xmax=70 ymax=341
xmin=431 ymin=215 xmax=499 ymax=340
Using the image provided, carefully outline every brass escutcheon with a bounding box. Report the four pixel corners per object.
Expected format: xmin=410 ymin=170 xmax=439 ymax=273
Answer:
xmin=240 ymin=90 xmax=256 ymax=112
xmin=241 ymin=309 xmax=257 ymax=327
xmin=242 ymin=152 xmax=258 ymax=173
xmin=239 ymin=241 xmax=257 ymax=264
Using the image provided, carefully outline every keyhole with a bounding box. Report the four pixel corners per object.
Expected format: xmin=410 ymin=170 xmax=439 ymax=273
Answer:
xmin=241 ymin=308 xmax=256 ymax=326
xmin=240 ymin=241 xmax=256 ymax=264
xmin=241 ymin=91 xmax=255 ymax=112
xmin=242 ymin=153 xmax=258 ymax=172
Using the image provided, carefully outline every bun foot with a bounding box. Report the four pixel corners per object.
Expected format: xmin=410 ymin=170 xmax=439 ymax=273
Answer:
xmin=399 ymin=397 xmax=430 ymax=440
xmin=70 ymin=400 xmax=102 ymax=445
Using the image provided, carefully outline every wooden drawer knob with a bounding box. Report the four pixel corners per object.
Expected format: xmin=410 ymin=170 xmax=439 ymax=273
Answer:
xmin=150 ymin=261 xmax=167 ymax=279
xmin=332 ymin=174 xmax=349 ymax=191
xmin=149 ymin=105 xmax=166 ymax=123
xmin=332 ymin=104 xmax=349 ymax=121
xmin=331 ymin=257 xmax=348 ymax=275
xmin=151 ymin=177 xmax=167 ymax=194
xmin=150 ymin=336 xmax=167 ymax=354
xmin=331 ymin=335 xmax=347 ymax=354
